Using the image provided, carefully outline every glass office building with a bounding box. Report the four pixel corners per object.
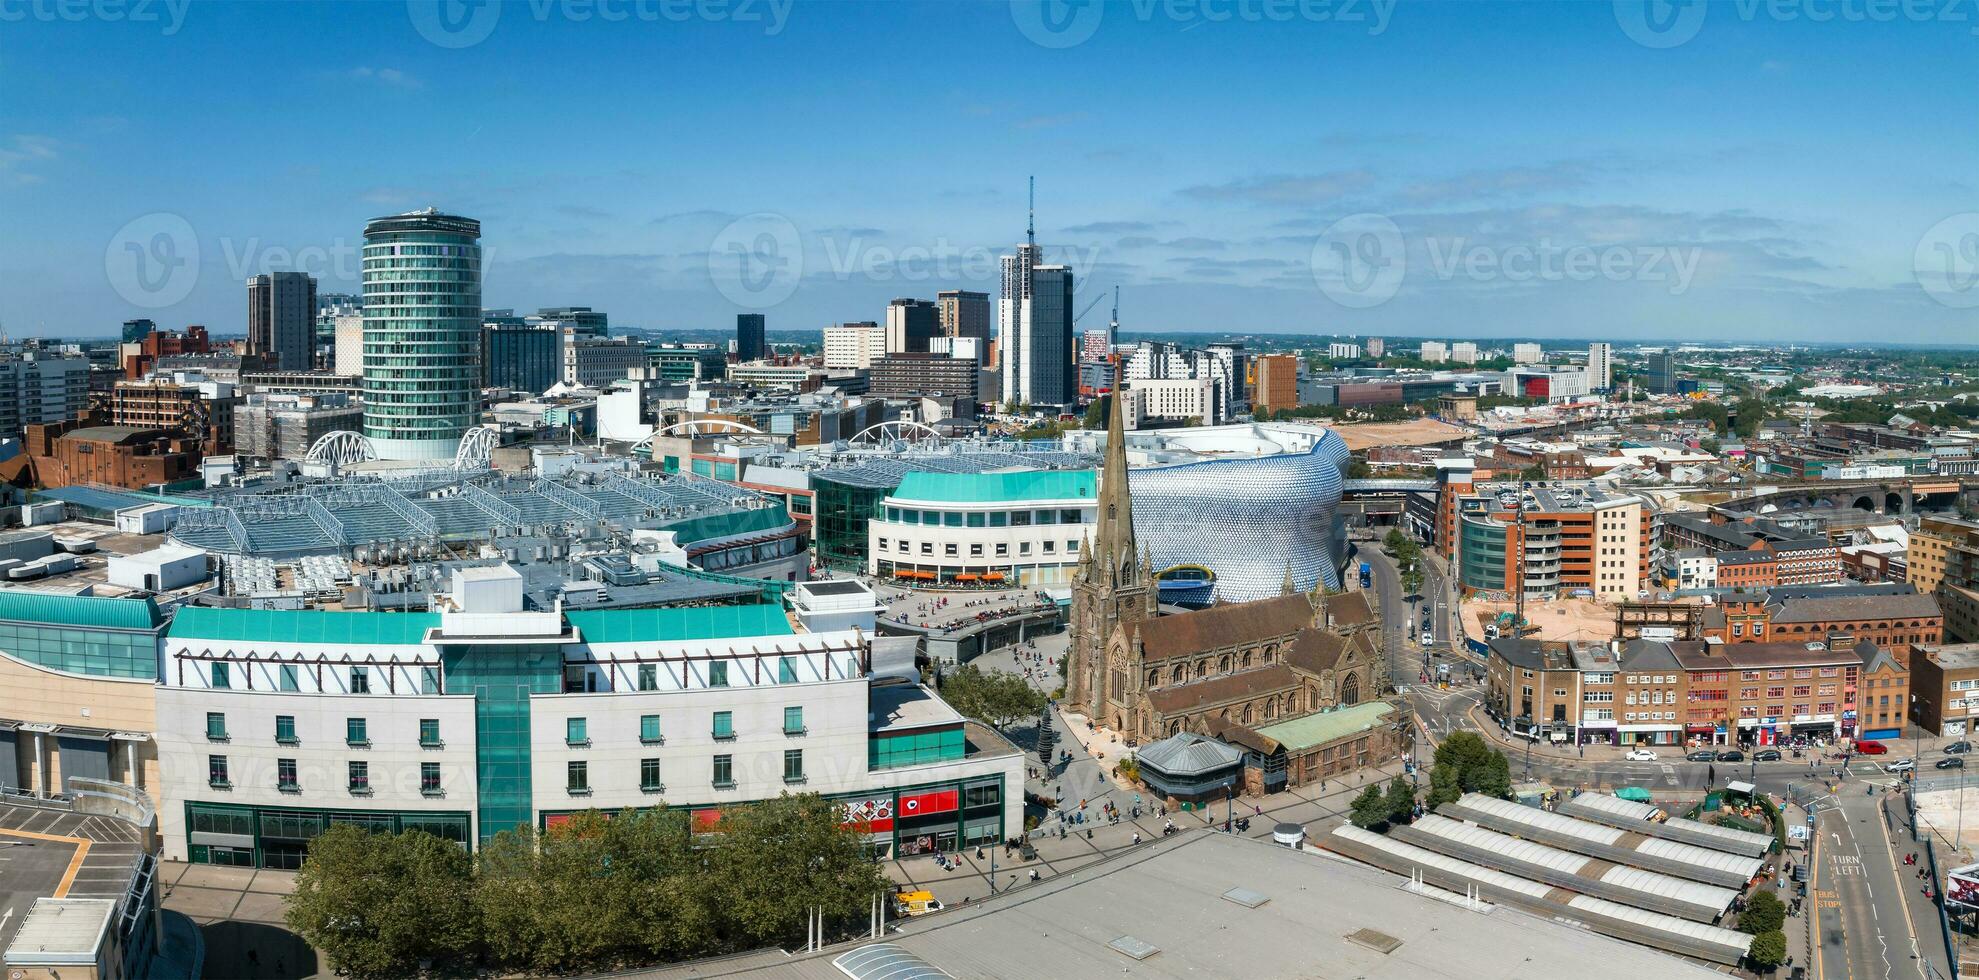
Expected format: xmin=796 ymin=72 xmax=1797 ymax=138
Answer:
xmin=362 ymin=209 xmax=482 ymax=461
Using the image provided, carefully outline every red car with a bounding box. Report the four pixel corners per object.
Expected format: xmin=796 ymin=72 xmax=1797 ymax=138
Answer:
xmin=1854 ymin=740 xmax=1888 ymax=755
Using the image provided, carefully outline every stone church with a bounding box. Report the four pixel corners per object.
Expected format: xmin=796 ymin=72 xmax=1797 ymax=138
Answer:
xmin=1067 ymin=394 xmax=1383 ymax=745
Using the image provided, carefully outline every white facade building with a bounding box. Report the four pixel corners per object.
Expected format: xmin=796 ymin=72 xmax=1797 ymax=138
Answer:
xmin=1513 ymin=343 xmax=1543 ymax=364
xmin=153 ymin=570 xmax=1021 ymax=868
xmin=823 ymin=325 xmax=886 ymax=369
xmin=1327 ymin=342 xmax=1362 ymax=360
xmin=1419 ymin=341 xmax=1446 ymax=363
xmin=868 ymin=470 xmax=1097 ymax=587
xmin=1450 ymin=342 xmax=1479 ymax=364
xmin=1587 ymin=342 xmax=1613 ymax=390
xmin=1127 ymin=377 xmax=1222 ymax=427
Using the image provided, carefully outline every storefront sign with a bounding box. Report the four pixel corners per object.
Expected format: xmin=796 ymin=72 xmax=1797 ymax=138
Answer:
xmin=841 ymin=797 xmax=895 ymax=833
xmin=900 ymin=789 xmax=959 ymax=817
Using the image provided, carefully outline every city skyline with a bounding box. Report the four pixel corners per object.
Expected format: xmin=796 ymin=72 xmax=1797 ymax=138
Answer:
xmin=7 ymin=3 xmax=1979 ymax=343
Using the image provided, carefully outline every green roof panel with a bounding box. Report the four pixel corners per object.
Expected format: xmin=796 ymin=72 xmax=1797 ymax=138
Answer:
xmin=1252 ymin=702 xmax=1395 ymax=751
xmin=890 ymin=469 xmax=1098 ymax=505
xmin=566 ymin=603 xmax=793 ymax=644
xmin=0 ymin=590 xmax=163 ymax=631
xmin=168 ymin=606 xmax=441 ymax=646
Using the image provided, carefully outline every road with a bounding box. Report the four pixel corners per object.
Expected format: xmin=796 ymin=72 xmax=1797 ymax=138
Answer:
xmin=1816 ymin=786 xmax=1931 ymax=980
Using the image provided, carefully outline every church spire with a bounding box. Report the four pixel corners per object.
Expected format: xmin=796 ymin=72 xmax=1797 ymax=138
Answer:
xmin=1093 ymin=389 xmax=1140 ymax=586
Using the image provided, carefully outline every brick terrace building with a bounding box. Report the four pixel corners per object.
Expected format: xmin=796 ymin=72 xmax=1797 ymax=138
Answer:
xmin=1909 ymin=643 xmax=1979 ymax=737
xmin=102 ymin=379 xmax=233 ymax=456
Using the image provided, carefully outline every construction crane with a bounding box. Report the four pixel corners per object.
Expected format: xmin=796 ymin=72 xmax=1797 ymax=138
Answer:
xmin=1072 ymin=289 xmax=1108 ymax=325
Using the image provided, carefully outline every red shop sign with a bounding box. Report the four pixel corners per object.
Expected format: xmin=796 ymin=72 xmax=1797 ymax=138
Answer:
xmin=899 ymin=789 xmax=958 ymax=817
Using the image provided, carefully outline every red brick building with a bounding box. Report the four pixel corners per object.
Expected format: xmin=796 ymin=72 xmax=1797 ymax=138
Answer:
xmin=25 ymin=420 xmax=201 ymax=490
xmin=122 ymin=325 xmax=211 ymax=379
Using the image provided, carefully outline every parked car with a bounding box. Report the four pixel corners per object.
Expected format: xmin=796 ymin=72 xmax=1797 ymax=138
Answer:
xmin=1685 ymin=750 xmax=1715 ymax=762
xmin=1939 ymin=757 xmax=1967 ymax=770
xmin=1947 ymin=741 xmax=1973 ymax=755
xmin=1887 ymin=759 xmax=1916 ymax=773
xmin=1716 ymin=750 xmax=1745 ymax=762
xmin=1855 ymin=740 xmax=1889 ymax=755
xmin=1626 ymin=748 xmax=1658 ymax=762
xmin=1754 ymin=749 xmax=1783 ymax=762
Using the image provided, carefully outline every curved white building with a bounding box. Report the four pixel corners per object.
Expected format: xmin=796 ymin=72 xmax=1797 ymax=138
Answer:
xmin=1067 ymin=423 xmax=1352 ymax=603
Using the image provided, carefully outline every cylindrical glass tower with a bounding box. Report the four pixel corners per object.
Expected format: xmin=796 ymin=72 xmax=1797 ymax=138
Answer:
xmin=361 ymin=209 xmax=481 ymax=461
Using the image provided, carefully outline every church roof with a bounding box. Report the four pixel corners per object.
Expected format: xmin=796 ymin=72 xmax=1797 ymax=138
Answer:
xmin=1319 ymin=590 xmax=1376 ymax=629
xmin=1283 ymin=627 xmax=1375 ymax=675
xmin=1140 ymin=593 xmax=1316 ymax=663
xmin=1145 ymin=664 xmax=1300 ymax=714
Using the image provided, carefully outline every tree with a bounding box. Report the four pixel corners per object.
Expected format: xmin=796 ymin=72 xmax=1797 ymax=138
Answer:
xmin=1426 ymin=762 xmax=1463 ymax=807
xmin=1383 ymin=776 xmax=1416 ymax=826
xmin=940 ymin=664 xmax=1047 ymax=730
xmin=285 ymin=823 xmax=481 ymax=980
xmin=1738 ymin=889 xmax=1785 ymax=935
xmin=1746 ymin=929 xmax=1787 ymax=971
xmin=1346 ymin=457 xmax=1373 ymax=479
xmin=1383 ymin=528 xmax=1409 ymax=554
xmin=1349 ymin=784 xmax=1390 ymax=830
xmin=1431 ymin=732 xmax=1514 ymax=801
xmin=705 ymin=794 xmax=889 ymax=952
xmin=1082 ymin=395 xmax=1111 ymax=429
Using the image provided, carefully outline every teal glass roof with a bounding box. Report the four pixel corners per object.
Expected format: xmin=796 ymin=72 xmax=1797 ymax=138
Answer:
xmin=168 ymin=606 xmax=441 ymax=645
xmin=0 ymin=590 xmax=163 ymax=631
xmin=890 ymin=469 xmax=1098 ymax=504
xmin=566 ymin=604 xmax=793 ymax=644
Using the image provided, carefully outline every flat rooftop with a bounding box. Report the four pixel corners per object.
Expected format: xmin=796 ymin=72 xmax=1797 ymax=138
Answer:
xmin=628 ymin=831 xmax=1718 ymax=979
xmin=1920 ymin=643 xmax=1979 ymax=671
xmin=868 ymin=682 xmax=965 ymax=733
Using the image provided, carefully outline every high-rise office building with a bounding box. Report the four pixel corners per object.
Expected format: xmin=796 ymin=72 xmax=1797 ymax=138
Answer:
xmin=361 ymin=209 xmax=482 ymax=461
xmin=884 ymin=298 xmax=940 ymax=355
xmin=1587 ymin=342 xmax=1613 ymax=390
xmin=315 ymin=293 xmax=362 ymax=348
xmin=736 ymin=313 xmax=766 ymax=361
xmin=1644 ymin=349 xmax=1679 ymax=395
xmin=247 ymin=272 xmax=318 ymax=372
xmin=937 ymin=289 xmax=991 ymax=342
xmin=537 ymin=306 xmax=607 ymax=340
xmin=997 ymin=182 xmax=1076 ymax=408
xmin=823 ymin=322 xmax=886 ymax=369
xmin=483 ymin=324 xmax=560 ymax=393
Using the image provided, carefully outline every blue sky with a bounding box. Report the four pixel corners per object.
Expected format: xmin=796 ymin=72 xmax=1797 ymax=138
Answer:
xmin=4 ymin=0 xmax=1979 ymax=343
